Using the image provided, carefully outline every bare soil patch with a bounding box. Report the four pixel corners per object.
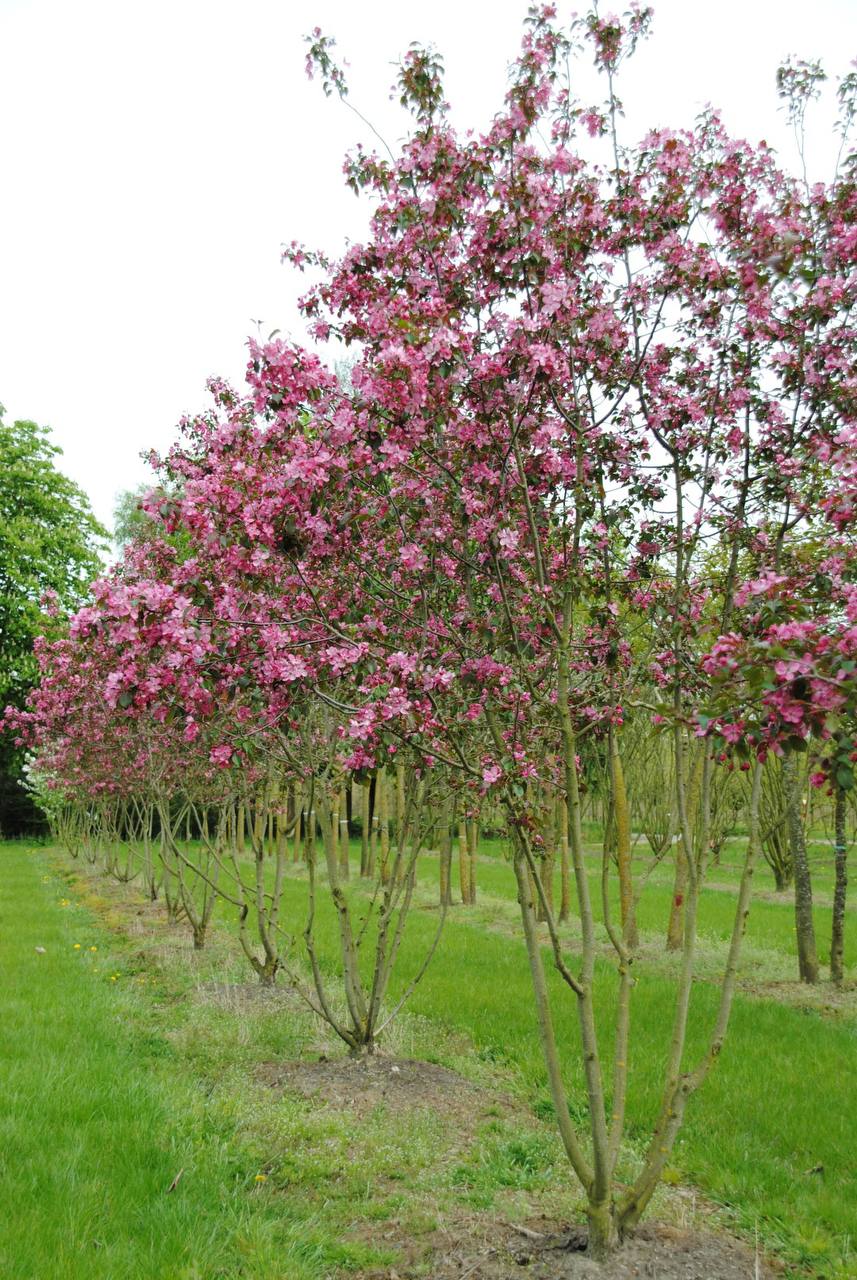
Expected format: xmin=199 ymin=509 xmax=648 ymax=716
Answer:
xmin=258 ymin=1054 xmax=517 ymax=1126
xmin=358 ymin=1215 xmax=779 ymax=1279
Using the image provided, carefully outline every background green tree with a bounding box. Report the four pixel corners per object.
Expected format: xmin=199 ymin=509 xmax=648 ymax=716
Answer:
xmin=113 ymin=485 xmax=155 ymax=549
xmin=0 ymin=406 xmax=107 ymax=834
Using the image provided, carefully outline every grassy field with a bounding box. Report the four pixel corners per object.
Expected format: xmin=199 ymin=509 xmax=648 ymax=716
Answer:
xmin=0 ymin=842 xmax=393 ymax=1279
xmin=1 ymin=834 xmax=855 ymax=1278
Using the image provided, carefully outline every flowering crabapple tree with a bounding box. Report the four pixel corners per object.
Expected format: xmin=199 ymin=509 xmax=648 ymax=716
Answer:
xmin=694 ymin=54 xmax=857 ymax=984
xmin=134 ymin=397 xmax=461 ymax=1044
xmin=248 ymin=4 xmax=852 ymax=1251
xmin=7 ymin=602 xmax=233 ymax=939
xmin=6 ymin=2 xmax=855 ymax=1257
xmin=14 ymin=418 xmax=460 ymax=1045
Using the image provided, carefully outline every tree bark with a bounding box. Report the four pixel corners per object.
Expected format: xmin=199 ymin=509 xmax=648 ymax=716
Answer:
xmin=609 ymin=729 xmax=637 ymax=948
xmin=378 ymin=770 xmax=391 ymax=885
xmin=360 ymin=781 xmax=371 ymax=876
xmin=830 ymin=783 xmax=848 ymax=985
xmin=439 ymin=801 xmax=453 ymax=907
xmin=467 ymin=818 xmax=478 ymax=904
xmin=784 ymin=750 xmax=818 ymax=983
xmin=558 ymin=793 xmax=570 ymax=922
xmin=457 ymin=815 xmax=470 ymax=904
xmin=666 ymin=746 xmax=703 ymax=952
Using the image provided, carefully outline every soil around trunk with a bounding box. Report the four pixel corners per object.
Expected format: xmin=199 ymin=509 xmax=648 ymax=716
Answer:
xmin=358 ymin=1216 xmax=780 ymax=1279
xmin=257 ymin=1053 xmax=517 ymax=1126
xmin=261 ymin=1057 xmax=779 ymax=1279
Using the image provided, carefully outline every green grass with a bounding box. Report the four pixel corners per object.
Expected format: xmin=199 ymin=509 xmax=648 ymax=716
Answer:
xmin=222 ymin=835 xmax=857 ymax=1275
xmin=402 ymin=833 xmax=857 ymax=968
xmin=471 ymin=849 xmax=856 ymax=967
xmin=186 ymin=822 xmax=857 ymax=971
xmin=3 ymin=833 xmax=857 ymax=1278
xmin=0 ymin=842 xmax=386 ymax=1280
xmin=403 ymin=909 xmax=857 ymax=1274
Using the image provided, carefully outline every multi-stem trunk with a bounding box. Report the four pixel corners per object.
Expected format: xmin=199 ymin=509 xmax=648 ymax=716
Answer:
xmin=379 ymin=770 xmax=391 ymax=885
xmin=618 ymin=760 xmax=763 ymax=1231
xmin=210 ymin=796 xmax=285 ymax=985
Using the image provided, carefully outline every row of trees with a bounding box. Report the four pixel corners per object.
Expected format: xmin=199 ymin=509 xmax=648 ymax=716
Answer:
xmin=6 ymin=5 xmax=856 ymax=1257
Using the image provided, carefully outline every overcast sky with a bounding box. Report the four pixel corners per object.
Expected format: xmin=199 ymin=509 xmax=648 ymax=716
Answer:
xmin=1 ymin=0 xmax=854 ymax=534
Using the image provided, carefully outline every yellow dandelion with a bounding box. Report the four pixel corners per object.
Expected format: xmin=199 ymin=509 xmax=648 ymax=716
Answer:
xmin=110 ymin=975 xmax=118 ymax=982
xmin=89 ymin=946 xmax=98 ymax=952
xmin=254 ymin=1174 xmax=268 ymax=1183
xmin=73 ymin=943 xmax=81 ymax=950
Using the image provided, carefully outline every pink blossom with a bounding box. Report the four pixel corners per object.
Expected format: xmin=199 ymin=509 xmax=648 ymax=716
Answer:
xmin=481 ymin=763 xmax=503 ymax=790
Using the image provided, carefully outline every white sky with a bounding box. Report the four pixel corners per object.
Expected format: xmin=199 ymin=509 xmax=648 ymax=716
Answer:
xmin=1 ymin=0 xmax=854 ymax=535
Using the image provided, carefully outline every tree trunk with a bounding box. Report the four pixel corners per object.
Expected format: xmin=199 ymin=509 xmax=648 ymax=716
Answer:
xmin=360 ymin=781 xmax=371 ymax=876
xmin=558 ymin=794 xmax=570 ymax=922
xmin=666 ymin=746 xmax=703 ymax=952
xmin=609 ymin=729 xmax=637 ymax=948
xmin=368 ymin=774 xmax=379 ymax=879
xmin=537 ymin=788 xmax=556 ymax=921
xmin=665 ymin=840 xmax=686 ymax=951
xmin=396 ymin=763 xmax=406 ymax=843
xmin=304 ymin=802 xmax=316 ymax=864
xmin=784 ymin=750 xmax=818 ymax=983
xmin=292 ymin=785 xmax=303 ymax=862
xmin=587 ymin=1200 xmax=619 ymax=1260
xmin=439 ymin=803 xmax=453 ymax=907
xmin=339 ymin=786 xmax=350 ymax=873
xmin=467 ymin=818 xmax=478 ymax=904
xmin=830 ymin=783 xmax=848 ymax=986
xmin=378 ymin=770 xmax=390 ymax=884
xmin=457 ymin=815 xmax=470 ymax=904
xmin=771 ymin=861 xmax=792 ymax=892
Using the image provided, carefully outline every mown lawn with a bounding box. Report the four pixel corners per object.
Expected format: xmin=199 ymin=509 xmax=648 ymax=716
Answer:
xmin=0 ymin=841 xmax=386 ymax=1280
xmin=237 ymin=834 xmax=857 ymax=1274
xmin=3 ymin=834 xmax=856 ymax=1278
xmin=416 ymin=831 xmax=857 ymax=966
